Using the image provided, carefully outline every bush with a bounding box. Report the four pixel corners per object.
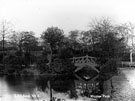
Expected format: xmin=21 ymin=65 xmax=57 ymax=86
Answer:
xmin=0 ymin=52 xmax=7 ymax=63
xmin=99 ymin=59 xmax=118 ymax=81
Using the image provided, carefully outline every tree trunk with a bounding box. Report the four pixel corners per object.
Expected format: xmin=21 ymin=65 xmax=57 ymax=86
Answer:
xmin=110 ymin=78 xmax=114 ymax=99
xmin=99 ymin=80 xmax=104 ymax=94
xmin=2 ymin=35 xmax=5 ymax=65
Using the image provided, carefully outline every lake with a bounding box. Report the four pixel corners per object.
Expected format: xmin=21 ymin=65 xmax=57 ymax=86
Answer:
xmin=0 ymin=75 xmax=102 ymax=101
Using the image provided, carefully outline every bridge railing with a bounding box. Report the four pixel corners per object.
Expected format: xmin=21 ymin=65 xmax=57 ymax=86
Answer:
xmin=71 ymin=55 xmax=97 ymax=64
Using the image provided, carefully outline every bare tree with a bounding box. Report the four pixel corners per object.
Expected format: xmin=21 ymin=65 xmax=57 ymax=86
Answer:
xmin=124 ymin=23 xmax=135 ymax=65
xmin=89 ymin=17 xmax=114 ymax=35
xmin=0 ymin=20 xmax=12 ymax=64
xmin=114 ymin=23 xmax=133 ymax=43
xmin=10 ymin=31 xmax=25 ymax=53
xmin=115 ymin=22 xmax=135 ymax=65
xmin=10 ymin=31 xmax=38 ymax=54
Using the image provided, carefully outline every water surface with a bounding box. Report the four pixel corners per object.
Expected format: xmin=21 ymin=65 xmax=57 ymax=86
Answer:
xmin=0 ymin=75 xmax=100 ymax=101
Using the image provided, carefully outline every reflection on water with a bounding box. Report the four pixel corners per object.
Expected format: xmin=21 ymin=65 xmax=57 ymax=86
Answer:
xmin=0 ymin=75 xmax=104 ymax=101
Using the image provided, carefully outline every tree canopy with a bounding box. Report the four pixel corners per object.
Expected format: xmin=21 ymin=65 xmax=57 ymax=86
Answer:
xmin=10 ymin=31 xmax=38 ymax=53
xmin=41 ymin=27 xmax=65 ymax=51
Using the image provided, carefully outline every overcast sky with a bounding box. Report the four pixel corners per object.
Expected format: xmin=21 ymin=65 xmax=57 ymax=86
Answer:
xmin=0 ymin=0 xmax=135 ymax=37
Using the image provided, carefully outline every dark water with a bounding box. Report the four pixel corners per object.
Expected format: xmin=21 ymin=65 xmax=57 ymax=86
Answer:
xmin=0 ymin=75 xmax=105 ymax=101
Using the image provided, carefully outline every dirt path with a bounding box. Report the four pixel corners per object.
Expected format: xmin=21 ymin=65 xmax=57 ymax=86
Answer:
xmin=101 ymin=68 xmax=135 ymax=101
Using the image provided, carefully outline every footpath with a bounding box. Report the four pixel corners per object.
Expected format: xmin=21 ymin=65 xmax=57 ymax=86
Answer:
xmin=101 ymin=68 xmax=135 ymax=101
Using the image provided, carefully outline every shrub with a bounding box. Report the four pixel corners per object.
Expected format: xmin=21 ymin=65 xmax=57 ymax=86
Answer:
xmin=99 ymin=59 xmax=118 ymax=81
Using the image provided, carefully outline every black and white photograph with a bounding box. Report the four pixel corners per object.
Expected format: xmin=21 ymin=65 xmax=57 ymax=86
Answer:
xmin=0 ymin=0 xmax=135 ymax=101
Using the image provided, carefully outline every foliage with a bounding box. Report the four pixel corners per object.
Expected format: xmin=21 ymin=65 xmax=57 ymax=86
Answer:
xmin=41 ymin=27 xmax=64 ymax=51
xmin=1 ymin=18 xmax=130 ymax=75
xmin=58 ymin=47 xmax=73 ymax=59
xmin=0 ymin=53 xmax=7 ymax=62
xmin=10 ymin=31 xmax=38 ymax=53
xmin=99 ymin=32 xmax=126 ymax=59
xmin=22 ymin=31 xmax=38 ymax=52
xmin=85 ymin=18 xmax=127 ymax=61
xmin=24 ymin=52 xmax=37 ymax=64
xmin=99 ymin=59 xmax=118 ymax=81
xmin=79 ymin=31 xmax=98 ymax=51
xmin=51 ymin=58 xmax=76 ymax=74
xmin=68 ymin=30 xmax=80 ymax=41
xmin=10 ymin=31 xmax=24 ymax=52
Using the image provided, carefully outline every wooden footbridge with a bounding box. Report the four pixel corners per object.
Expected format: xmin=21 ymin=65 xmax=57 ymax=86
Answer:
xmin=70 ymin=55 xmax=99 ymax=82
xmin=71 ymin=55 xmax=99 ymax=73
xmin=48 ymin=54 xmax=99 ymax=81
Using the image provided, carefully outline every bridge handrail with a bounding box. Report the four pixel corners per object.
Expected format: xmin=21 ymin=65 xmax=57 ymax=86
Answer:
xmin=71 ymin=55 xmax=97 ymax=63
xmin=70 ymin=55 xmax=97 ymax=60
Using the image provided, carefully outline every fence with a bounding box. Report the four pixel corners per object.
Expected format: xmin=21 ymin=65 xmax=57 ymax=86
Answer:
xmin=120 ymin=61 xmax=135 ymax=67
